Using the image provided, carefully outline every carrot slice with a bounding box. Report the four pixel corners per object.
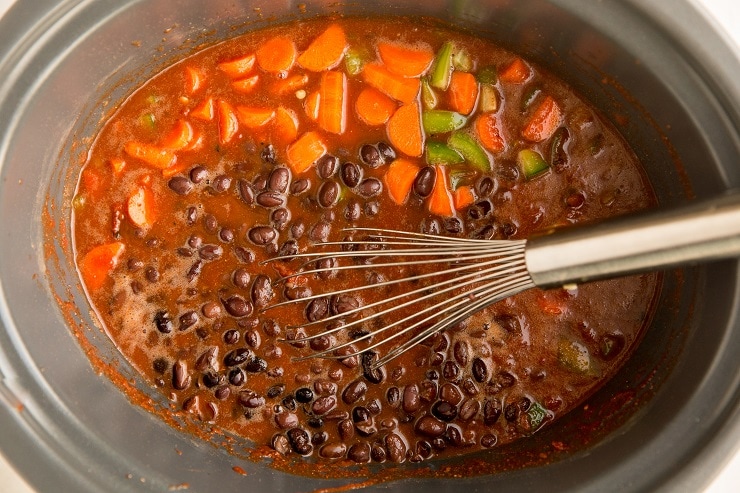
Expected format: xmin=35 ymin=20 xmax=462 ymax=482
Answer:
xmin=109 ymin=158 xmax=126 ymax=176
xmin=190 ymin=97 xmax=214 ymax=121
xmin=499 ymin=57 xmax=531 ymax=84
xmin=78 ymin=242 xmax=125 ymax=291
xmin=232 ymin=75 xmax=260 ymax=94
xmin=428 ymin=166 xmax=455 ymax=217
xmin=286 ymin=131 xmax=327 ymax=174
xmin=185 ymin=66 xmax=204 ymax=94
xmin=160 ymin=120 xmax=194 ymax=150
xmin=449 ymin=71 xmax=479 ymax=115
xmin=297 ymin=23 xmax=348 ymax=72
xmin=475 ymin=113 xmax=505 ymax=152
xmin=271 ymin=74 xmax=309 ymax=95
xmin=270 ymin=107 xmax=299 ymax=147
xmin=127 ymin=185 xmax=156 ymax=228
xmin=236 ymin=106 xmax=276 ymax=128
xmin=384 ymin=158 xmax=421 ymax=205
xmin=453 ymin=185 xmax=476 ymax=210
xmin=522 ymin=95 xmax=562 ymax=142
xmin=304 ymin=91 xmax=320 ymax=121
xmin=363 ymin=63 xmax=420 ymax=104
xmin=256 ymin=36 xmax=297 ymax=73
xmin=124 ymin=142 xmax=176 ymax=169
xmin=377 ymin=41 xmax=434 ymax=78
xmin=217 ymin=100 xmax=239 ymax=144
xmin=387 ymin=101 xmax=424 ymax=157
xmin=355 ymin=87 xmax=396 ymax=126
xmin=318 ymin=71 xmax=347 ymax=134
xmin=218 ymin=54 xmax=256 ymax=78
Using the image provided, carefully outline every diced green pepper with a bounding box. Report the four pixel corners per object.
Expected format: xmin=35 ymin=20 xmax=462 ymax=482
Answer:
xmin=345 ymin=48 xmax=364 ymax=76
xmin=522 ymin=86 xmax=542 ymax=110
xmin=448 ymin=131 xmax=490 ymax=171
xmin=426 ymin=141 xmax=464 ymax=166
xmin=421 ymin=79 xmax=439 ymax=110
xmin=517 ymin=149 xmax=550 ymax=180
xmin=422 ymin=110 xmax=467 ymax=134
xmin=518 ymin=401 xmax=549 ymax=434
xmin=430 ymin=41 xmax=454 ymax=90
xmin=140 ymin=112 xmax=156 ymax=130
xmin=479 ymin=84 xmax=499 ymax=113
xmin=452 ymin=47 xmax=473 ymax=72
xmin=449 ymin=168 xmax=477 ymax=190
xmin=557 ymin=339 xmax=592 ymax=374
xmin=476 ymin=65 xmax=498 ymax=84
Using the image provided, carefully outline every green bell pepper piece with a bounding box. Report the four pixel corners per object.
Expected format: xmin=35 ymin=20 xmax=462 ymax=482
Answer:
xmin=448 ymin=131 xmax=490 ymax=171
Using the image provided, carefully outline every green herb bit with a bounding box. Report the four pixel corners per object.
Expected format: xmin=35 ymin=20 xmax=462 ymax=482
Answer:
xmin=522 ymin=86 xmax=542 ymax=110
xmin=422 ymin=110 xmax=467 ymax=134
xmin=449 ymin=168 xmax=477 ymax=190
xmin=426 ymin=141 xmax=464 ymax=166
xmin=430 ymin=41 xmax=454 ymax=90
xmin=476 ymin=65 xmax=498 ymax=84
xmin=557 ymin=339 xmax=592 ymax=374
xmin=517 ymin=149 xmax=550 ymax=180
xmin=452 ymin=47 xmax=473 ymax=72
xmin=140 ymin=112 xmax=156 ymax=130
xmin=345 ymin=47 xmax=364 ymax=76
xmin=448 ymin=131 xmax=490 ymax=171
xmin=479 ymin=84 xmax=499 ymax=113
xmin=421 ymin=79 xmax=438 ymax=110
xmin=519 ymin=401 xmax=550 ymax=434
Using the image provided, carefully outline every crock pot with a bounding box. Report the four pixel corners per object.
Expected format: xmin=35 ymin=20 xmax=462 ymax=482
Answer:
xmin=0 ymin=1 xmax=738 ymax=491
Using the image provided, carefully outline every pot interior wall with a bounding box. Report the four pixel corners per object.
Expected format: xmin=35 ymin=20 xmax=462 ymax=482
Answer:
xmin=0 ymin=1 xmax=737 ymax=492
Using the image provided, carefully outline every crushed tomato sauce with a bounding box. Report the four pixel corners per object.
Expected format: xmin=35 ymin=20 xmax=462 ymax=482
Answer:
xmin=72 ymin=17 xmax=659 ymax=469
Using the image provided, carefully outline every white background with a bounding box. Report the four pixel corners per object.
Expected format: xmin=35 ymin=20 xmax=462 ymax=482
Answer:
xmin=0 ymin=0 xmax=737 ymax=491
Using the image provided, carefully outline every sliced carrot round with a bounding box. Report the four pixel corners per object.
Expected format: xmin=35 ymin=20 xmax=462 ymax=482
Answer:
xmin=256 ymin=36 xmax=297 ymax=73
xmin=475 ymin=113 xmax=506 ymax=153
xmin=127 ymin=186 xmax=156 ymax=228
xmin=387 ymin=102 xmax=424 ymax=157
xmin=217 ymin=100 xmax=239 ymax=144
xmin=236 ymin=106 xmax=276 ymax=128
xmin=384 ymin=158 xmax=421 ymax=204
xmin=377 ymin=41 xmax=434 ymax=78
xmin=160 ymin=120 xmax=194 ymax=150
xmin=428 ymin=166 xmax=455 ymax=217
xmin=217 ymin=54 xmax=256 ymax=78
xmin=522 ymin=95 xmax=562 ymax=142
xmin=270 ymin=107 xmax=299 ymax=146
xmin=78 ymin=242 xmax=125 ymax=291
xmin=297 ymin=23 xmax=348 ymax=72
xmin=355 ymin=87 xmax=397 ymax=126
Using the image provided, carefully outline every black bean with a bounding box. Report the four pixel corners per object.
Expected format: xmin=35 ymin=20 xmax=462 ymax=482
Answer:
xmin=352 ymin=406 xmax=371 ymax=424
xmin=271 ymin=434 xmax=291 ymax=455
xmin=501 ymin=222 xmax=518 ymax=238
xmin=199 ymin=244 xmax=223 ymax=260
xmin=154 ymin=311 xmax=174 ymax=334
xmin=290 ymin=178 xmax=310 ymax=195
xmin=458 ymin=399 xmax=480 ymax=421
xmin=403 ymin=384 xmax=421 ymax=413
xmin=472 ymin=224 xmax=496 ymax=240
xmin=238 ymin=180 xmax=255 ymax=205
xmin=476 ymin=176 xmax=495 ymax=197
xmin=348 ymin=442 xmax=371 ymax=463
xmin=215 ymin=386 xmax=230 ymax=400
xmin=172 ymin=360 xmax=190 ymax=390
xmin=468 ymin=200 xmax=493 ymax=220
xmin=415 ymin=415 xmax=446 ymax=437
xmin=549 ymin=126 xmax=570 ymax=171
xmin=202 ymin=371 xmax=221 ymax=388
xmin=566 ymin=191 xmax=585 ymax=209
xmin=277 ymin=239 xmax=298 ymax=259
xmin=364 ymin=201 xmax=379 ymax=217
xmin=223 ymin=329 xmax=240 ymax=345
xmin=371 ymin=443 xmax=387 ymax=463
xmin=228 ymin=367 xmax=246 ymax=386
xmin=153 ymin=358 xmax=168 ymax=374
xmin=248 ymin=225 xmax=277 ymax=245
xmin=282 ymin=394 xmax=297 ymax=412
xmin=342 ymin=380 xmax=368 ymax=405
xmin=504 ymin=402 xmax=520 ymax=422
xmin=253 ymin=174 xmax=267 ymax=191
xmin=232 ymin=268 xmax=251 ymax=289
xmin=312 ymin=396 xmax=337 ymax=416
xmin=256 ymin=191 xmax=284 ymax=208
xmin=222 ymin=295 xmax=253 ymax=318
xmin=272 ymin=207 xmax=291 ymax=229
xmin=357 ymin=178 xmax=382 ymax=197
xmin=185 ymin=207 xmax=197 ymax=225
xmin=444 ymin=218 xmax=463 ymax=234
xmin=344 ymin=200 xmax=361 ymax=222
xmin=341 ymin=161 xmax=362 ymax=188
xmin=414 ymin=166 xmax=436 ymax=198
xmin=145 ymin=266 xmax=159 ymax=283
xmin=203 ymin=214 xmax=218 ymax=234
xmin=287 ymin=428 xmax=313 ymax=455
xmin=201 ymin=301 xmax=220 ymax=319
xmin=186 ymin=260 xmax=203 ymax=282
xmin=224 ymin=348 xmax=252 ymax=367
xmin=305 ymin=297 xmax=329 ymax=322
xmin=179 ymin=311 xmax=198 ymax=330
xmin=168 ymin=176 xmax=193 ymax=195
xmin=317 ymin=154 xmax=339 ymax=178
xmin=285 ymin=286 xmax=312 ymax=300
xmin=453 ymin=341 xmax=469 ymax=366
xmin=309 ymin=221 xmax=331 ymax=243
xmin=432 ymin=401 xmax=458 ymax=422
xmin=295 ymin=387 xmax=314 ymax=403
xmin=361 ymin=352 xmax=386 ymax=385
xmin=421 ymin=217 xmax=441 ymax=235
xmin=211 ymin=174 xmax=232 ymax=193
xmin=188 ymin=235 xmax=203 ymax=248
xmin=481 ymin=434 xmax=498 ymax=448
xmin=600 ymin=332 xmax=626 ymax=360
xmin=497 ymin=314 xmax=522 ymax=336
xmin=190 ymin=166 xmax=207 ymax=184
xmin=262 ymin=319 xmax=280 ymax=337
xmin=461 ymin=377 xmax=478 ymax=396
xmin=472 ymin=358 xmax=488 ymax=383
xmin=234 ymin=247 xmax=255 ymax=264
xmin=443 ymin=361 xmax=460 ymax=382
xmin=244 ymin=329 xmax=261 ymax=349
xmin=385 ymin=433 xmax=406 ymax=463
xmin=245 ymin=356 xmax=267 ymax=373
xmin=377 ymin=142 xmax=396 ymax=162
xmin=238 ymin=389 xmax=265 ymax=409
xmin=330 ymin=293 xmax=360 ymax=315
xmin=267 ymin=384 xmax=285 ymax=398
xmin=251 ymin=275 xmax=274 ymax=308
xmin=317 ymin=180 xmax=340 ymax=208
xmin=309 ymin=334 xmax=333 ymax=352
xmin=261 ymin=144 xmax=276 ymax=164
xmin=359 ymin=144 xmax=383 ymax=168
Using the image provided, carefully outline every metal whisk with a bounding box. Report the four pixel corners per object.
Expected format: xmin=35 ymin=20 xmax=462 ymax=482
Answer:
xmin=266 ymin=192 xmax=740 ymax=369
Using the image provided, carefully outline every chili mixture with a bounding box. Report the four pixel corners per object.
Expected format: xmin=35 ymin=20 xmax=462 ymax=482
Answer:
xmin=72 ymin=17 xmax=659 ymax=468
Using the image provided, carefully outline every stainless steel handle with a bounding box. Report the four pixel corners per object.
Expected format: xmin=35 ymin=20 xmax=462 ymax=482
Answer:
xmin=525 ymin=192 xmax=740 ymax=288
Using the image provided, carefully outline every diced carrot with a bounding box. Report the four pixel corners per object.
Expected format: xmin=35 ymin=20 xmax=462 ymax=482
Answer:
xmin=270 ymin=107 xmax=299 ymax=147
xmin=190 ymin=97 xmax=214 ymax=121
xmin=109 ymin=158 xmax=126 ymax=175
xmin=81 ymin=167 xmax=104 ymax=194
xmin=384 ymin=158 xmax=421 ymax=205
xmin=475 ymin=113 xmax=505 ymax=152
xmin=217 ymin=100 xmax=239 ymax=144
xmin=160 ymin=120 xmax=194 ymax=150
xmin=236 ymin=106 xmax=276 ymax=128
xmin=232 ymin=75 xmax=260 ymax=93
xmin=127 ymin=185 xmax=156 ymax=229
xmin=318 ymin=71 xmax=347 ymax=134
xmin=453 ymin=185 xmax=476 ymax=210
xmin=355 ymin=87 xmax=396 ymax=126
xmin=161 ymin=162 xmax=191 ymax=178
xmin=377 ymin=41 xmax=434 ymax=78
xmin=522 ymin=95 xmax=562 ymax=142
xmin=363 ymin=63 xmax=420 ymax=104
xmin=297 ymin=23 xmax=348 ymax=72
xmin=286 ymin=131 xmax=327 ymax=174
xmin=428 ymin=166 xmax=455 ymax=217
xmin=304 ymin=91 xmax=320 ymax=121
xmin=185 ymin=66 xmax=204 ymax=94
xmin=387 ymin=101 xmax=423 ymax=157
xmin=218 ymin=53 xmax=256 ymax=78
xmin=124 ymin=141 xmax=176 ymax=169
xmin=449 ymin=71 xmax=478 ymax=115
xmin=78 ymin=242 xmax=125 ymax=291
xmin=181 ymin=132 xmax=204 ymax=152
xmin=499 ymin=57 xmax=531 ymax=84
xmin=271 ymin=74 xmax=309 ymax=95
xmin=256 ymin=36 xmax=297 ymax=73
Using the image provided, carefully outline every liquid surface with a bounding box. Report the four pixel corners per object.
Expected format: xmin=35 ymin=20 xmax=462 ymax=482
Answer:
xmin=72 ymin=17 xmax=658 ymax=469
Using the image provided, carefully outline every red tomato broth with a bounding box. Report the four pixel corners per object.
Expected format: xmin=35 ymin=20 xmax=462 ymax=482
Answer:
xmin=71 ymin=17 xmax=659 ymax=470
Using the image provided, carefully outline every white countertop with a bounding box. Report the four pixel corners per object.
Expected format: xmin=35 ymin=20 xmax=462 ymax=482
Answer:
xmin=0 ymin=0 xmax=737 ymax=491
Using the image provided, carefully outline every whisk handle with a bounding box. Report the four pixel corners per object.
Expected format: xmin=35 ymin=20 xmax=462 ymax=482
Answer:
xmin=525 ymin=191 xmax=740 ymax=288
